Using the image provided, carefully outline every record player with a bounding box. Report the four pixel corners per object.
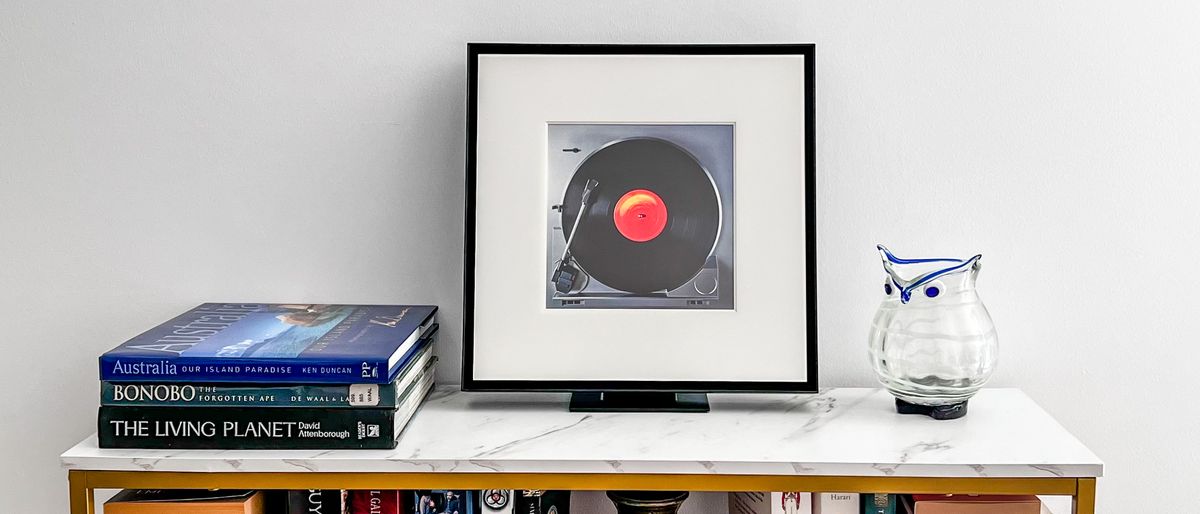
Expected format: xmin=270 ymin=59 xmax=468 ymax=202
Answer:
xmin=545 ymin=123 xmax=735 ymax=310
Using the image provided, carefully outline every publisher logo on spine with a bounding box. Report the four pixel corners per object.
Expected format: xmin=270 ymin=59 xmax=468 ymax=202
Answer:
xmin=360 ymin=362 xmax=378 ymax=379
xmin=357 ymin=421 xmax=381 ymax=440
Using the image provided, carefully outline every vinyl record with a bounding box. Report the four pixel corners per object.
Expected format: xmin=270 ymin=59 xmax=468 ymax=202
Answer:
xmin=560 ymin=138 xmax=721 ymax=294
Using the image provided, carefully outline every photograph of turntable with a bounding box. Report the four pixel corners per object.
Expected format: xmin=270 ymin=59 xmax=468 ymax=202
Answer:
xmin=546 ymin=123 xmax=734 ymax=309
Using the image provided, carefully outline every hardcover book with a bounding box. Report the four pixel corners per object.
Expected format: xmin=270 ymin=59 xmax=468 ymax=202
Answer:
xmin=813 ymin=493 xmax=857 ymax=514
xmin=99 ymin=304 xmax=436 ymax=383
xmin=349 ymin=490 xmax=401 ymax=514
xmin=909 ymin=495 xmax=1040 ymax=514
xmin=729 ymin=492 xmax=812 ymax=514
xmin=409 ymin=490 xmax=479 ymax=514
xmin=288 ymin=490 xmax=345 ymax=514
xmin=98 ymin=360 xmax=437 ymax=449
xmin=481 ymin=490 xmax=511 ymax=513
xmin=513 ymin=490 xmax=568 ymax=514
xmin=861 ymin=494 xmax=896 ymax=514
xmin=101 ymin=332 xmax=437 ymax=408
xmin=391 ymin=362 xmax=437 ymax=439
xmin=104 ymin=490 xmax=264 ymax=514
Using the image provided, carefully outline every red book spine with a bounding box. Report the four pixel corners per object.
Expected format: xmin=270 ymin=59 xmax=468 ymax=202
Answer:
xmin=350 ymin=490 xmax=401 ymax=514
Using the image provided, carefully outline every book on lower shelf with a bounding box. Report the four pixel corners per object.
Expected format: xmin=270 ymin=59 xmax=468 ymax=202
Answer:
xmin=349 ymin=490 xmax=402 ymax=514
xmin=813 ymin=493 xmax=858 ymax=514
xmin=861 ymin=494 xmax=898 ymax=514
xmin=729 ymin=492 xmax=813 ymax=514
xmin=512 ymin=490 xmax=570 ymax=514
xmin=904 ymin=495 xmax=1042 ymax=514
xmin=287 ymin=490 xmax=346 ymax=514
xmin=104 ymin=490 xmax=264 ymax=514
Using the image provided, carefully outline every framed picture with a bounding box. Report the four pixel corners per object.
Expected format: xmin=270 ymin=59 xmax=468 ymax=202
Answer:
xmin=464 ymin=43 xmax=816 ymax=392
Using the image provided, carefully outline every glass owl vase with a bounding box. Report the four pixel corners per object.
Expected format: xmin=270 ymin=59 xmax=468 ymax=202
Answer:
xmin=868 ymin=245 xmax=998 ymax=420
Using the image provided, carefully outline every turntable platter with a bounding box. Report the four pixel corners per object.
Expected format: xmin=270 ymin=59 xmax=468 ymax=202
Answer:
xmin=560 ymin=138 xmax=721 ymax=294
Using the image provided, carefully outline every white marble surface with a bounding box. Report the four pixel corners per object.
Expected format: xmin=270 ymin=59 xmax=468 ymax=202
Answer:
xmin=61 ymin=387 xmax=1102 ymax=478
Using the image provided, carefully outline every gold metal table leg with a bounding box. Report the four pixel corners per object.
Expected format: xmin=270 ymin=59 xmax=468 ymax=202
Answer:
xmin=69 ymin=470 xmax=95 ymax=514
xmin=1073 ymin=478 xmax=1096 ymax=514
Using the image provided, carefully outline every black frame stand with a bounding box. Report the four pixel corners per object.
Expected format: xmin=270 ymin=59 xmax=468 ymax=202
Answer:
xmin=569 ymin=392 xmax=710 ymax=412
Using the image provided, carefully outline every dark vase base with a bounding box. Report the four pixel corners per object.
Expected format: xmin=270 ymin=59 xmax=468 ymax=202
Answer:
xmin=895 ymin=398 xmax=968 ymax=420
xmin=606 ymin=491 xmax=689 ymax=514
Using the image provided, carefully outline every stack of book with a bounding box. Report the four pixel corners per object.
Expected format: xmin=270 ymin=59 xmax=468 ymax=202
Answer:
xmin=97 ymin=303 xmax=438 ymax=449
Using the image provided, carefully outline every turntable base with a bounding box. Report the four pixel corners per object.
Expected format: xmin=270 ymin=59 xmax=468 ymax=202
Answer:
xmin=568 ymin=391 xmax=710 ymax=412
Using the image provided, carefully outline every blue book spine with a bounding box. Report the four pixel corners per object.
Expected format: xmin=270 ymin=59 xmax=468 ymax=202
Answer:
xmin=99 ymin=355 xmax=384 ymax=383
xmin=97 ymin=304 xmax=436 ymax=383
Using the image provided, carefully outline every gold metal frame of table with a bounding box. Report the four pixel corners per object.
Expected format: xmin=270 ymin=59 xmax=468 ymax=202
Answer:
xmin=66 ymin=470 xmax=1097 ymax=514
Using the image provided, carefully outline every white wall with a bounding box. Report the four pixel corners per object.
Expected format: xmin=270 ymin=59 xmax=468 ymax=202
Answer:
xmin=2 ymin=1 xmax=1197 ymax=512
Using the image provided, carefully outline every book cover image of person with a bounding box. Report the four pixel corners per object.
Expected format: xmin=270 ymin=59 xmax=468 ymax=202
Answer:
xmin=414 ymin=491 xmax=478 ymax=514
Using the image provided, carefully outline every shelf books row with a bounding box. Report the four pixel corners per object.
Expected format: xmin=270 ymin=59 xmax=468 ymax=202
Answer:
xmin=730 ymin=492 xmax=1045 ymax=514
xmin=103 ymin=490 xmax=1044 ymax=514
xmin=96 ymin=303 xmax=438 ymax=450
xmin=102 ymin=489 xmax=570 ymax=514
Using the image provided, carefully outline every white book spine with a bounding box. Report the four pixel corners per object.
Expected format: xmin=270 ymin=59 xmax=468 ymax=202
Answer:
xmin=729 ymin=492 xmax=813 ymax=514
xmin=813 ymin=492 xmax=857 ymax=514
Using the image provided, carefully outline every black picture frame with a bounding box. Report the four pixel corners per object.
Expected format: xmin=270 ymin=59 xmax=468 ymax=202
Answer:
xmin=462 ymin=43 xmax=817 ymax=393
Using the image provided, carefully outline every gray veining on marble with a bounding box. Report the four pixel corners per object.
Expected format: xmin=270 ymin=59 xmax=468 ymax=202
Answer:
xmin=61 ymin=387 xmax=1102 ymax=478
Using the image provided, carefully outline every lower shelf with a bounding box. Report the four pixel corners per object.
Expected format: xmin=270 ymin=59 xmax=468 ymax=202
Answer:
xmin=68 ymin=470 xmax=1096 ymax=514
xmin=84 ymin=490 xmax=1076 ymax=514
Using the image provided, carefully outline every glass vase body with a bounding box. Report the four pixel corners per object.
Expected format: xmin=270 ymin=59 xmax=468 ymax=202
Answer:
xmin=868 ymin=245 xmax=998 ymax=406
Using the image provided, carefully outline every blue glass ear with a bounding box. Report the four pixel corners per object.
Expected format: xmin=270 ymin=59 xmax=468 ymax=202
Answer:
xmin=878 ymin=245 xmax=980 ymax=304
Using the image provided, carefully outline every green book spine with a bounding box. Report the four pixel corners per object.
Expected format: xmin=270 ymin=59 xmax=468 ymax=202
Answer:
xmin=100 ymin=381 xmax=400 ymax=408
xmin=860 ymin=494 xmax=897 ymax=514
xmin=98 ymin=406 xmax=399 ymax=449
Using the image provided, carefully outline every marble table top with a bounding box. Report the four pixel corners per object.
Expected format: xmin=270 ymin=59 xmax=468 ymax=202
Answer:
xmin=61 ymin=387 xmax=1102 ymax=478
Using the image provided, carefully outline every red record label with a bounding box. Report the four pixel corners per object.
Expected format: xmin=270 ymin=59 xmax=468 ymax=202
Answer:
xmin=613 ymin=189 xmax=668 ymax=242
